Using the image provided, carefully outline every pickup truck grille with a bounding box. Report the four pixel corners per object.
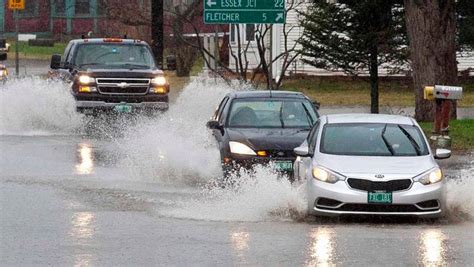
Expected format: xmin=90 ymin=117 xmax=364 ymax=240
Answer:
xmin=96 ymin=78 xmax=150 ymax=95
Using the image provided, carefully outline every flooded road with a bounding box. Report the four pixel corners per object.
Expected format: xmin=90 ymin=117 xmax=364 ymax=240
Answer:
xmin=1 ymin=77 xmax=473 ymax=265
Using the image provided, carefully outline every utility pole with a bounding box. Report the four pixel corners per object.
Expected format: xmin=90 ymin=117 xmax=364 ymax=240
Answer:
xmin=15 ymin=9 xmax=19 ymax=77
xmin=151 ymin=0 xmax=164 ymax=68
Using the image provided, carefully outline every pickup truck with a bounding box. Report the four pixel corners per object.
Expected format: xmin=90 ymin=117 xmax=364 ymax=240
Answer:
xmin=49 ymin=38 xmax=169 ymax=114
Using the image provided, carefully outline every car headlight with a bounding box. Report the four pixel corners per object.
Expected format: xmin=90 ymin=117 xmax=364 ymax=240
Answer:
xmin=416 ymin=168 xmax=443 ymax=185
xmin=151 ymin=76 xmax=167 ymax=86
xmin=79 ymin=75 xmax=95 ymax=84
xmin=312 ymin=166 xmax=346 ymax=183
xmin=229 ymin=141 xmax=256 ymax=155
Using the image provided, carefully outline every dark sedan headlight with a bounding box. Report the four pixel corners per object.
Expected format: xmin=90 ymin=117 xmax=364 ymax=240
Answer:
xmin=229 ymin=141 xmax=256 ymax=156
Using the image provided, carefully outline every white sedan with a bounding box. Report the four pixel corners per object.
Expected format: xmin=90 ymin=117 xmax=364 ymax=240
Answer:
xmin=293 ymin=114 xmax=450 ymax=218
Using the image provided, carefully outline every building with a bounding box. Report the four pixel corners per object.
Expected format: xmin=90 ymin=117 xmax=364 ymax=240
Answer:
xmin=229 ymin=0 xmax=474 ymax=78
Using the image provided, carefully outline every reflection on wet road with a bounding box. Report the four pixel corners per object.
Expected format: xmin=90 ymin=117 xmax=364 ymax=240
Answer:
xmin=76 ymin=143 xmax=94 ymax=175
xmin=419 ymin=229 xmax=447 ymax=266
xmin=307 ymin=228 xmax=336 ymax=266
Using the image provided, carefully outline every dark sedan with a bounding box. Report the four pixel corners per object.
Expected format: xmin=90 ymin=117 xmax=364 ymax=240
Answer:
xmin=206 ymin=90 xmax=319 ymax=177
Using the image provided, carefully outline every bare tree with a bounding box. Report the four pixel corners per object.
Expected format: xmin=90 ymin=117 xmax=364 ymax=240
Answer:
xmin=96 ymin=0 xmax=152 ymax=43
xmin=169 ymin=0 xmax=303 ymax=89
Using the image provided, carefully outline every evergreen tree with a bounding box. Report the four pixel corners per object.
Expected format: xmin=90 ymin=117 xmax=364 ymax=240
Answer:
xmin=458 ymin=0 xmax=474 ymax=50
xmin=299 ymin=0 xmax=407 ymax=113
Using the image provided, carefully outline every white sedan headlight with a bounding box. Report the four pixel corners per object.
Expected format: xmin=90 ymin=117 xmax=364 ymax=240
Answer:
xmin=151 ymin=76 xmax=167 ymax=86
xmin=312 ymin=166 xmax=346 ymax=183
xmin=229 ymin=141 xmax=256 ymax=155
xmin=416 ymin=168 xmax=443 ymax=185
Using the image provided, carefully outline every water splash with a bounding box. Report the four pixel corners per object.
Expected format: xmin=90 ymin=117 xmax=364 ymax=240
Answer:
xmin=445 ymin=161 xmax=474 ymax=222
xmin=160 ymin=164 xmax=307 ymax=222
xmin=0 ymin=77 xmax=83 ymax=135
xmin=119 ymin=78 xmax=232 ymax=184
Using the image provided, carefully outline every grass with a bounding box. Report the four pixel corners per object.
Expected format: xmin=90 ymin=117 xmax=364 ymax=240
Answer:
xmin=6 ymin=41 xmax=68 ymax=60
xmin=190 ymin=55 xmax=205 ymax=76
xmin=419 ymin=119 xmax=474 ymax=151
xmin=282 ymin=77 xmax=474 ymax=107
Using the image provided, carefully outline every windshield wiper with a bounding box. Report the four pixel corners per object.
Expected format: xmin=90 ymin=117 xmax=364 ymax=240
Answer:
xmin=279 ymin=104 xmax=285 ymax=128
xmin=398 ymin=125 xmax=421 ymax=156
xmin=301 ymin=102 xmax=314 ymax=126
xmin=120 ymin=63 xmax=149 ymax=69
xmin=79 ymin=63 xmax=103 ymax=68
xmin=381 ymin=124 xmax=395 ymax=156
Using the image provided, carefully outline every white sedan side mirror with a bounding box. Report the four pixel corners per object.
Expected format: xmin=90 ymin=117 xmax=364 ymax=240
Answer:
xmin=434 ymin=148 xmax=451 ymax=160
xmin=294 ymin=145 xmax=310 ymax=157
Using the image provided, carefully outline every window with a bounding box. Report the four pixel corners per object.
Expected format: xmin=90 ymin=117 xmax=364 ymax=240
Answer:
xmin=320 ymin=123 xmax=429 ymax=156
xmin=19 ymin=0 xmax=38 ymax=17
xmin=75 ymin=0 xmax=90 ymax=15
xmin=73 ymin=43 xmax=156 ymax=69
xmin=231 ymin=24 xmax=255 ymax=43
xmin=227 ymin=99 xmax=318 ymax=128
xmin=54 ymin=0 xmax=65 ymax=15
xmin=97 ymin=0 xmax=108 ymax=16
xmin=245 ymin=24 xmax=255 ymax=42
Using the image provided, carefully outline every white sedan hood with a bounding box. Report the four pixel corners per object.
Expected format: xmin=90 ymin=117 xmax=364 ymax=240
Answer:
xmin=314 ymin=154 xmax=437 ymax=179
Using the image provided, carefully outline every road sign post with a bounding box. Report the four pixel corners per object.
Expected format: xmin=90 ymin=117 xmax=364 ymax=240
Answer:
xmin=204 ymin=0 xmax=286 ymax=24
xmin=8 ymin=0 xmax=25 ymax=77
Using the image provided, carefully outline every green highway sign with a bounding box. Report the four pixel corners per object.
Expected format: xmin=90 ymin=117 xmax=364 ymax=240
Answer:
xmin=204 ymin=0 xmax=286 ymax=24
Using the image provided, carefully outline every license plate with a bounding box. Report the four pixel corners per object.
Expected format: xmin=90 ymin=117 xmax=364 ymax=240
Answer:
xmin=114 ymin=104 xmax=132 ymax=113
xmin=368 ymin=192 xmax=392 ymax=204
xmin=274 ymin=161 xmax=293 ymax=172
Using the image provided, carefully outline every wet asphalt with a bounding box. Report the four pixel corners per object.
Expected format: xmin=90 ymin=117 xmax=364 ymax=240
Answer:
xmin=1 ymin=134 xmax=473 ymax=266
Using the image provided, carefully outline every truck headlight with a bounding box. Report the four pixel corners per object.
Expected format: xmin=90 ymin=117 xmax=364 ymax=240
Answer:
xmin=79 ymin=75 xmax=95 ymax=84
xmin=151 ymin=76 xmax=167 ymax=86
xmin=312 ymin=166 xmax=346 ymax=183
xmin=416 ymin=168 xmax=443 ymax=185
xmin=229 ymin=141 xmax=256 ymax=155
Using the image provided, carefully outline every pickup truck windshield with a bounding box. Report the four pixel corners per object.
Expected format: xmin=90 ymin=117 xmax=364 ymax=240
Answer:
xmin=73 ymin=43 xmax=156 ymax=69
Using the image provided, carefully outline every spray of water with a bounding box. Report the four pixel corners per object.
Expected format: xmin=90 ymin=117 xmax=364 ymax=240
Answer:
xmin=119 ymin=78 xmax=232 ymax=184
xmin=0 ymin=77 xmax=83 ymax=135
xmin=445 ymin=161 xmax=474 ymax=222
xmin=161 ymin=164 xmax=307 ymax=222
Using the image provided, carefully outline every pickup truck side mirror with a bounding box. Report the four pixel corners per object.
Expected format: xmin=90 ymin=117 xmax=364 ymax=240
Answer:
xmin=206 ymin=120 xmax=222 ymax=130
xmin=50 ymin=54 xmax=62 ymax=69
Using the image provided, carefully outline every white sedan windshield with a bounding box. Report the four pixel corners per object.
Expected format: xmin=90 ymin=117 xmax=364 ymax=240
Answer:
xmin=320 ymin=123 xmax=429 ymax=156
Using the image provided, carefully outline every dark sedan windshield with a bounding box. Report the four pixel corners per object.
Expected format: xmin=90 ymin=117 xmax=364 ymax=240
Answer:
xmin=227 ymin=99 xmax=318 ymax=128
xmin=73 ymin=43 xmax=156 ymax=69
xmin=320 ymin=123 xmax=429 ymax=156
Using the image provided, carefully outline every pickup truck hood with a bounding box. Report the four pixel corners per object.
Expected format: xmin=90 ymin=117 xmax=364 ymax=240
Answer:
xmin=79 ymin=68 xmax=164 ymax=78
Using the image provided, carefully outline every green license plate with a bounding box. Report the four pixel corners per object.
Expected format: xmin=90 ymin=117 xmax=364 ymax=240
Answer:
xmin=368 ymin=192 xmax=392 ymax=204
xmin=274 ymin=161 xmax=293 ymax=171
xmin=114 ymin=104 xmax=132 ymax=113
